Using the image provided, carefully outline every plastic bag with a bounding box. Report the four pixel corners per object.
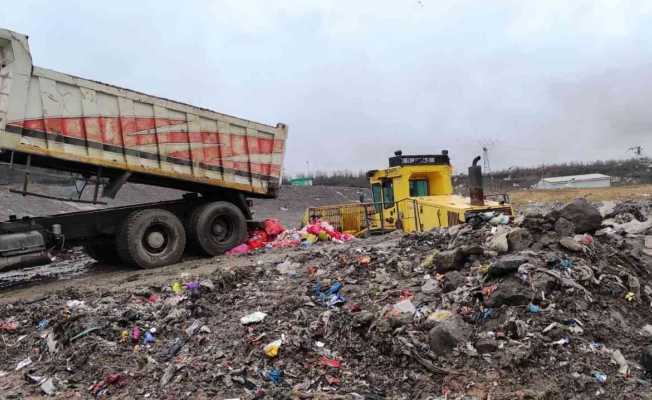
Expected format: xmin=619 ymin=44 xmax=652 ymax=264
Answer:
xmin=226 ymin=243 xmax=249 ymax=255
xmin=264 ymin=219 xmax=285 ymax=236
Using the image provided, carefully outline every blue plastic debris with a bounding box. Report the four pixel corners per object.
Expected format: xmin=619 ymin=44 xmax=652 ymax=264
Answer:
xmin=265 ymin=368 xmax=283 ymax=384
xmin=328 ymin=282 xmax=343 ymax=295
xmin=592 ymin=371 xmax=607 ymax=384
xmin=559 ymin=258 xmax=573 ymax=270
xmin=473 ymin=308 xmax=494 ymax=322
xmin=314 ymin=281 xmax=346 ymax=307
xmin=144 ymin=330 xmax=155 ymax=344
xmin=527 ymin=304 xmax=541 ymax=313
xmin=37 ymin=319 xmax=49 ymax=330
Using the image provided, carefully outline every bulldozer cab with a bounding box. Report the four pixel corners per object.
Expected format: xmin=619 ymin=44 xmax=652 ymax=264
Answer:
xmin=368 ymin=151 xmax=454 ymax=232
xmin=303 ymin=150 xmax=513 ymax=235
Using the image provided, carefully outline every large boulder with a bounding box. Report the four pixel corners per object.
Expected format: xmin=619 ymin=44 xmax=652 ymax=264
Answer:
xmin=557 ymin=199 xmax=603 ymax=233
xmin=487 ymin=255 xmax=529 ymax=279
xmin=559 ymin=237 xmax=583 ymax=252
xmin=485 ymin=279 xmax=531 ymax=307
xmin=507 ymin=228 xmax=533 ymax=251
xmin=554 ymin=217 xmax=575 ymax=237
xmin=425 ymin=249 xmax=466 ymax=273
xmin=442 ymin=270 xmax=465 ymax=293
xmin=428 ymin=315 xmax=471 ymax=356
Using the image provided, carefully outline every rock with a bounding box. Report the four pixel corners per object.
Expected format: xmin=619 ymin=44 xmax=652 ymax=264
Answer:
xmin=352 ymin=311 xmax=374 ymax=328
xmin=475 ymin=337 xmax=498 ymax=354
xmin=507 ymin=228 xmax=532 ymax=251
xmin=531 ymin=271 xmax=557 ymax=293
xmin=442 ymin=271 xmax=465 ymax=293
xmin=558 ymin=198 xmax=603 ymax=233
xmin=487 ymin=255 xmax=529 ymax=279
xmin=559 ymin=237 xmax=583 ymax=252
xmin=432 ymin=249 xmax=466 ymax=273
xmin=486 ymin=280 xmax=531 ymax=307
xmin=646 ymin=236 xmax=652 ymax=249
xmin=461 ymin=245 xmax=484 ymax=256
xmin=421 ymin=279 xmax=440 ymax=294
xmin=554 ymin=217 xmax=576 ymax=237
xmin=428 ymin=315 xmax=471 ymax=356
xmin=199 ymin=279 xmax=215 ymax=291
xmin=488 ymin=233 xmax=509 ymax=254
xmin=373 ymin=268 xmax=391 ymax=284
xmin=640 ymin=324 xmax=652 ymax=337
xmin=642 ymin=345 xmax=652 ymax=374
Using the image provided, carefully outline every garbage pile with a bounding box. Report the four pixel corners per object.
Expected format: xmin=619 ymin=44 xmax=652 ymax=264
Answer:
xmin=227 ymin=218 xmax=355 ymax=255
xmin=1 ymin=198 xmax=652 ymax=399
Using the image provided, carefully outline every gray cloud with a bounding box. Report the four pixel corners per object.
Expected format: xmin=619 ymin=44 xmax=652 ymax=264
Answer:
xmin=2 ymin=1 xmax=652 ymax=175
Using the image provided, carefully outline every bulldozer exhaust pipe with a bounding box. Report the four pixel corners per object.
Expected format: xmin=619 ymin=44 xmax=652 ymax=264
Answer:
xmin=468 ymin=156 xmax=484 ymax=206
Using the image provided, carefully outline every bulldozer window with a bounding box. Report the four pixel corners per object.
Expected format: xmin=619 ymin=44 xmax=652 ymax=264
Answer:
xmin=371 ymin=183 xmax=382 ymax=213
xmin=382 ymin=180 xmax=394 ymax=209
xmin=409 ymin=179 xmax=428 ymax=197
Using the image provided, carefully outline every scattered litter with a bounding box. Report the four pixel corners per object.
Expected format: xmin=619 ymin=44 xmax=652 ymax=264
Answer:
xmin=240 ymin=311 xmax=267 ymax=325
xmin=15 ymin=357 xmax=32 ymax=371
xmin=264 ymin=339 xmax=282 ymax=358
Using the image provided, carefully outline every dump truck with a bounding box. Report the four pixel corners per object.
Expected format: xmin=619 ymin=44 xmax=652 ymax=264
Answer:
xmin=0 ymin=28 xmax=287 ymax=270
xmin=303 ymin=151 xmax=512 ymax=235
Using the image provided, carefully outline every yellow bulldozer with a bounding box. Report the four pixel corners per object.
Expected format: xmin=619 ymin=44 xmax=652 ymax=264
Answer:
xmin=302 ymin=150 xmax=513 ymax=235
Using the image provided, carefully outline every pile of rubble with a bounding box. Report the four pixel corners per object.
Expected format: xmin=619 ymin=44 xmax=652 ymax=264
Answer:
xmin=1 ymin=198 xmax=652 ymax=399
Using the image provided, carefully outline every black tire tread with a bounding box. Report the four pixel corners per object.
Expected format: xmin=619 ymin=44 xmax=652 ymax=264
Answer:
xmin=116 ymin=208 xmax=186 ymax=269
xmin=187 ymin=201 xmax=247 ymax=256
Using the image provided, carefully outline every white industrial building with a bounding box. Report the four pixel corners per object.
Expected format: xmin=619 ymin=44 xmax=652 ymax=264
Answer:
xmin=535 ymin=173 xmax=612 ymax=189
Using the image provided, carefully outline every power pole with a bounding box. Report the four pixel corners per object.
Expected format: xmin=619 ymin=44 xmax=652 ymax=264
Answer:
xmin=628 ymin=146 xmax=643 ymax=157
xmin=482 ymin=146 xmax=491 ymax=173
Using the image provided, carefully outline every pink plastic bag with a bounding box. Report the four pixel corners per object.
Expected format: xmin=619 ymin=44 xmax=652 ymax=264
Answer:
xmin=264 ymin=219 xmax=285 ymax=236
xmin=226 ymin=243 xmax=249 ymax=255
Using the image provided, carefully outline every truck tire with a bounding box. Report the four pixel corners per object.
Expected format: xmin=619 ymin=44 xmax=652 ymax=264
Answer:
xmin=84 ymin=241 xmax=120 ymax=265
xmin=116 ymin=209 xmax=186 ymax=269
xmin=187 ymin=201 xmax=247 ymax=256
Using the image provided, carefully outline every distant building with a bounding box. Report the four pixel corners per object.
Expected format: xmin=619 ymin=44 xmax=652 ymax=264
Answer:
xmin=535 ymin=173 xmax=611 ymax=189
xmin=290 ymin=177 xmax=313 ymax=186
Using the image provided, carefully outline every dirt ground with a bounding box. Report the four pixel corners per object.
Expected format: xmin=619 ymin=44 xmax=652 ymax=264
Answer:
xmin=509 ymin=184 xmax=652 ymax=207
xmin=1 ymin=200 xmax=651 ymax=399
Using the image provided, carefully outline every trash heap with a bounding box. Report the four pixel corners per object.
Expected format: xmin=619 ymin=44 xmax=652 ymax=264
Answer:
xmin=227 ymin=218 xmax=355 ymax=255
xmin=1 ymin=198 xmax=652 ymax=399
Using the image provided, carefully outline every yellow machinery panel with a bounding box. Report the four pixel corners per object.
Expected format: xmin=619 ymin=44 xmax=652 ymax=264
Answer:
xmin=303 ymin=151 xmax=513 ymax=236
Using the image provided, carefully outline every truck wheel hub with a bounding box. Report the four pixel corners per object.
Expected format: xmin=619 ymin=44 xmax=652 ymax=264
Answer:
xmin=146 ymin=231 xmax=165 ymax=250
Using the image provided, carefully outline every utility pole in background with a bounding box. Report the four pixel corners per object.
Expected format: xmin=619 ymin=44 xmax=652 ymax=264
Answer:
xmin=482 ymin=146 xmax=491 ymax=173
xmin=628 ymin=145 xmax=643 ymax=158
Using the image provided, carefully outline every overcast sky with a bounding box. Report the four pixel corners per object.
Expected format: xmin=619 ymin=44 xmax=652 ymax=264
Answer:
xmin=2 ymin=1 xmax=652 ymax=175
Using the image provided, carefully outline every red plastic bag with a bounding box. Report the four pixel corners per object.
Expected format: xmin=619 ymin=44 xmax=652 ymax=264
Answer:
xmin=247 ymin=239 xmax=266 ymax=250
xmin=264 ymin=219 xmax=285 ymax=236
xmin=307 ymin=224 xmax=322 ymax=235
